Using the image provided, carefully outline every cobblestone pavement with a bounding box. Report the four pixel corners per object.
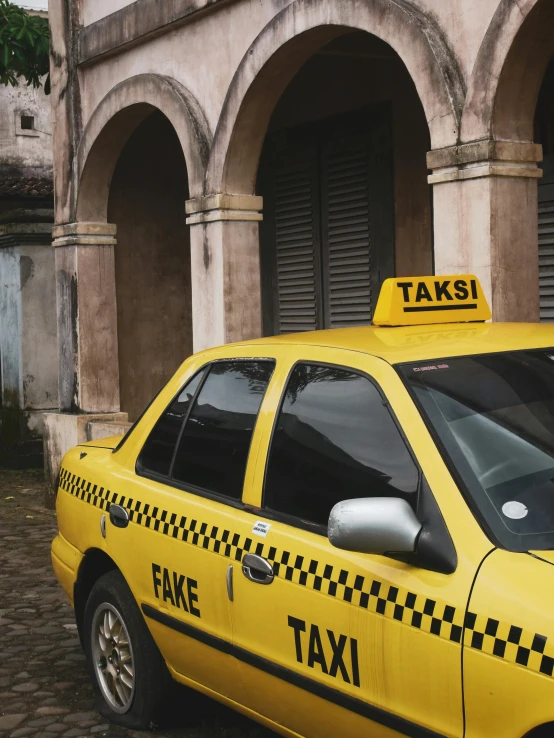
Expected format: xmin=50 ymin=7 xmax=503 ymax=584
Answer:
xmin=0 ymin=470 xmax=275 ymax=738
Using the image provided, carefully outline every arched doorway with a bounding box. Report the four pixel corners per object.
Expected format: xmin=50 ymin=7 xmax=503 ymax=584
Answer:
xmin=73 ymin=75 xmax=209 ymax=421
xmin=107 ymin=111 xmax=192 ymax=420
xmin=256 ymin=31 xmax=432 ymax=334
xmin=205 ymin=0 xmax=459 ymax=340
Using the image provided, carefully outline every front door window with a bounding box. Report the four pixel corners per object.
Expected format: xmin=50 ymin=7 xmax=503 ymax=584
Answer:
xmin=264 ymin=363 xmax=418 ymax=527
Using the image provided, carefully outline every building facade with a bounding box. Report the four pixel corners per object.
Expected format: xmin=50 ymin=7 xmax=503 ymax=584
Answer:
xmin=0 ymin=0 xmax=56 ymax=468
xmin=45 ymin=0 xmax=554 ymax=478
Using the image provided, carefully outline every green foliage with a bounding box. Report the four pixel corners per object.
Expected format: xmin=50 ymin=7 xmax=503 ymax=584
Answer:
xmin=0 ymin=0 xmax=49 ymax=93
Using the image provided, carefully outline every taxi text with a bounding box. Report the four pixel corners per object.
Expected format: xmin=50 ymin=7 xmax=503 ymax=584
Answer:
xmin=288 ymin=616 xmax=360 ymax=687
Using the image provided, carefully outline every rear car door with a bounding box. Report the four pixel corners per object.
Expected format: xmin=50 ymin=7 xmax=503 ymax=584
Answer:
xmin=103 ymin=355 xmax=275 ymax=703
xmin=229 ymin=347 xmax=491 ymax=738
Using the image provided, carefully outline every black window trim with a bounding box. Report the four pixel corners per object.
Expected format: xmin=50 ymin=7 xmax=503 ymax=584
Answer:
xmin=261 ymin=359 xmax=422 ymax=537
xmin=394 ymin=347 xmax=554 ymax=552
xmin=113 ymin=383 xmax=167 ymax=454
xmin=136 ymin=357 xmax=277 ymax=511
xmin=135 ymin=364 xmax=208 ymax=476
xmin=167 ymin=365 xmax=210 ymax=479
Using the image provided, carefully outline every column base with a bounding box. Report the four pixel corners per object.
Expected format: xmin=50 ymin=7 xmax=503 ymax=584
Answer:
xmin=43 ymin=412 xmax=129 ymax=505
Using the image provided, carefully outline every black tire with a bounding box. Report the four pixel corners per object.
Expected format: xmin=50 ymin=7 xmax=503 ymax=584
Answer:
xmin=83 ymin=569 xmax=175 ymax=729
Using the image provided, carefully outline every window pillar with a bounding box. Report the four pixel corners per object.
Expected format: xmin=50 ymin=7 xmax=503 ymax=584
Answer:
xmin=428 ymin=140 xmax=543 ymax=322
xmin=185 ymin=195 xmax=263 ymax=352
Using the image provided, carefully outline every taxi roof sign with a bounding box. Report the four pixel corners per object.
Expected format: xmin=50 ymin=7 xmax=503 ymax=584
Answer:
xmin=373 ymin=275 xmax=491 ymax=327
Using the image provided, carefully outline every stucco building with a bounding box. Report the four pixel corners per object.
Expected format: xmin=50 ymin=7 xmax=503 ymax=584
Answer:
xmin=45 ymin=0 xmax=554 ymax=478
xmin=0 ymin=0 xmax=55 ymax=468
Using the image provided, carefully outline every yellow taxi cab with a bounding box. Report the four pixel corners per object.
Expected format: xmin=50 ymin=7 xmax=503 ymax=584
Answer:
xmin=51 ymin=275 xmax=554 ymax=738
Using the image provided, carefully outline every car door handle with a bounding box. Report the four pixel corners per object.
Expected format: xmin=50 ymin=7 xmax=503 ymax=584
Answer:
xmin=109 ymin=504 xmax=129 ymax=529
xmin=242 ymin=553 xmax=274 ymax=585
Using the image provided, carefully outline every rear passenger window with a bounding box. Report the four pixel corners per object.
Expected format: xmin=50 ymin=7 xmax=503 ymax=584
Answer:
xmin=138 ymin=369 xmax=205 ymax=476
xmin=264 ymin=363 xmax=419 ymax=527
xmin=172 ymin=361 xmax=275 ymax=499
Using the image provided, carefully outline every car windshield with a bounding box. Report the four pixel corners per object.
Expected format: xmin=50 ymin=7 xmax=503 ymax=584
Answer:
xmin=399 ymin=349 xmax=554 ymax=551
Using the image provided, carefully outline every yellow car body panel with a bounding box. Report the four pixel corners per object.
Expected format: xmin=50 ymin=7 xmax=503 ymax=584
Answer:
xmin=464 ymin=549 xmax=554 ymax=737
xmin=83 ymin=435 xmax=124 ymax=450
xmin=224 ymin=321 xmax=554 ymax=364
xmin=51 ymin=532 xmax=83 ymax=605
xmin=51 ymin=320 xmax=554 ymax=738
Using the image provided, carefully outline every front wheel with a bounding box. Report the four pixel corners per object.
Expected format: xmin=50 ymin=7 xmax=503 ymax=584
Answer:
xmin=83 ymin=570 xmax=174 ymax=729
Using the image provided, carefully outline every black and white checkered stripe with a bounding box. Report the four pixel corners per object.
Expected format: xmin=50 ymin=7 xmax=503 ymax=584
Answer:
xmin=59 ymin=467 xmax=553 ymax=673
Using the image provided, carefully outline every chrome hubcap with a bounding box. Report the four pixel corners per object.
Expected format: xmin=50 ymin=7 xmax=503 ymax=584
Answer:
xmin=91 ymin=603 xmax=135 ymax=713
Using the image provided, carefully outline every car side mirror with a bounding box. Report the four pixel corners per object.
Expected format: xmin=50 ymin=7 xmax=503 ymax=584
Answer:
xmin=328 ymin=497 xmax=422 ymax=555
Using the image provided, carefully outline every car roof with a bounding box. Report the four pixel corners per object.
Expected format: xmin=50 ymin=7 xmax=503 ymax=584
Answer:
xmin=227 ymin=322 xmax=554 ymax=365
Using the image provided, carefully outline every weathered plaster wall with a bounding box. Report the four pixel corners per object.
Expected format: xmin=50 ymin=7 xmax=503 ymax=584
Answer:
xmin=0 ymin=236 xmax=57 ymax=468
xmin=20 ymin=245 xmax=58 ymax=410
xmin=107 ymin=112 xmax=193 ymax=422
xmin=77 ymin=0 xmax=288 ymax=139
xmin=75 ymin=0 xmax=503 ymax=151
xmin=0 ymin=83 xmax=52 ymax=175
xmin=415 ymin=0 xmax=499 ymax=80
xmin=0 ymin=241 xmax=57 ymax=411
xmin=0 ymin=247 xmax=22 ymax=407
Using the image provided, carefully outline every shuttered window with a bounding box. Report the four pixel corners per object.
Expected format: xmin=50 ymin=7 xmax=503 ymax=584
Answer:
xmin=539 ymin=173 xmax=554 ymax=323
xmin=322 ymin=143 xmax=372 ymax=328
xmin=259 ymin=105 xmax=394 ymax=335
xmin=274 ymin=159 xmax=320 ymax=333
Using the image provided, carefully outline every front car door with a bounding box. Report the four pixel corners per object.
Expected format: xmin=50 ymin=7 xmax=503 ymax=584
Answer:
xmin=229 ymin=346 xmax=493 ymax=738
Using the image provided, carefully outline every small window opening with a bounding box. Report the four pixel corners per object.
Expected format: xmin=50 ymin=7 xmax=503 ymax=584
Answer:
xmin=21 ymin=116 xmax=34 ymax=131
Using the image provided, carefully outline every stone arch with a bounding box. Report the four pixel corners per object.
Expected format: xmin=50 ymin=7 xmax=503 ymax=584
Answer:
xmin=76 ymin=74 xmax=211 ymax=222
xmin=206 ymin=0 xmax=465 ymax=196
xmin=461 ymin=0 xmax=554 ymax=143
